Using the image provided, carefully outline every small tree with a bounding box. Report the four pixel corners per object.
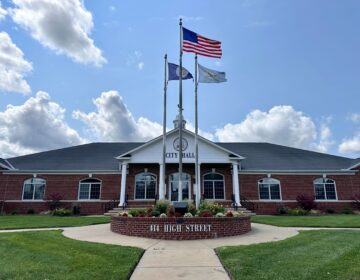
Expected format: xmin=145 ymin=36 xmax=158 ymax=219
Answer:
xmin=47 ymin=193 xmax=63 ymax=211
xmin=296 ymin=194 xmax=317 ymax=211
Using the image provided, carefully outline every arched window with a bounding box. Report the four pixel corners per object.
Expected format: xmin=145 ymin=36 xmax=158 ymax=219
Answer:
xmin=135 ymin=173 xmax=156 ymax=200
xmin=203 ymin=173 xmax=225 ymax=200
xmin=258 ymin=178 xmax=281 ymax=200
xmin=23 ymin=178 xmax=46 ymax=200
xmin=78 ymin=178 xmax=101 ymax=200
xmin=314 ymin=178 xmax=337 ymax=200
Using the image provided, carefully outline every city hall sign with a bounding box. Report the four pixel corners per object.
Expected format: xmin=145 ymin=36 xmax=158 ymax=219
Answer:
xmin=166 ymin=137 xmax=195 ymax=159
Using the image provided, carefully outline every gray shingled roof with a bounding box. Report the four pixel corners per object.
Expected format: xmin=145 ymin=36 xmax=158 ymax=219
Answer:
xmin=217 ymin=143 xmax=354 ymax=171
xmin=7 ymin=143 xmax=143 ymax=171
xmin=0 ymin=158 xmax=11 ymax=170
xmin=5 ymin=142 xmax=356 ymax=172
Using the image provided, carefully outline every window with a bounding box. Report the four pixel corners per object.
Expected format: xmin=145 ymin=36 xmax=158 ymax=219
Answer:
xmin=203 ymin=173 xmax=225 ymax=200
xmin=23 ymin=178 xmax=45 ymax=200
xmin=135 ymin=173 xmax=156 ymax=200
xmin=314 ymin=178 xmax=337 ymax=200
xmin=78 ymin=178 xmax=101 ymax=200
xmin=258 ymin=178 xmax=281 ymax=200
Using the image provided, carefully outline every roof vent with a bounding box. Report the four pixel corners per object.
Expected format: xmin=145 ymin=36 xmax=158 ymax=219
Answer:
xmin=173 ymin=115 xmax=186 ymax=129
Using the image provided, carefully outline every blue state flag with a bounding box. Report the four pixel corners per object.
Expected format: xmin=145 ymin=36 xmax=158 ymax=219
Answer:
xmin=168 ymin=63 xmax=193 ymax=81
xmin=198 ymin=64 xmax=227 ymax=83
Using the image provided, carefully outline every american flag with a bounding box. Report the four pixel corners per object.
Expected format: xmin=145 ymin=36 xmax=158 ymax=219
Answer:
xmin=182 ymin=27 xmax=222 ymax=58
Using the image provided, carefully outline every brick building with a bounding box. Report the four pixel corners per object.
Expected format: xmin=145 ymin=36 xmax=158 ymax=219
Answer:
xmin=1 ymin=120 xmax=359 ymax=215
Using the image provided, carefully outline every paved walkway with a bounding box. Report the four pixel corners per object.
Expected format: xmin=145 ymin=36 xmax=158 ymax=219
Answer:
xmin=3 ymin=224 xmax=360 ymax=280
xmin=62 ymin=223 xmax=300 ymax=280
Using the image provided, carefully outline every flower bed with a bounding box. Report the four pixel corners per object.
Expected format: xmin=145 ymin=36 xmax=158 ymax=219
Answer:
xmin=111 ymin=215 xmax=251 ymax=240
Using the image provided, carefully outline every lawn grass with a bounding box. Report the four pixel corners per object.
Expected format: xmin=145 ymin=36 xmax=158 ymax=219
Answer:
xmin=217 ymin=230 xmax=360 ymax=280
xmin=0 ymin=215 xmax=110 ymax=230
xmin=251 ymin=214 xmax=360 ymax=228
xmin=0 ymin=230 xmax=143 ymax=280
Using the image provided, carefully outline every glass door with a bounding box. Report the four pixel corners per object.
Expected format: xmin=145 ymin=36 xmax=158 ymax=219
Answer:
xmin=169 ymin=173 xmax=191 ymax=201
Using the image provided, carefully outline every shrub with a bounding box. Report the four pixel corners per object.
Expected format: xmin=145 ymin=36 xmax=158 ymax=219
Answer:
xmin=183 ymin=212 xmax=193 ymax=218
xmin=146 ymin=207 xmax=154 ymax=217
xmin=175 ymin=212 xmax=183 ymax=217
xmin=287 ymin=208 xmax=308 ymax=216
xmin=128 ymin=208 xmax=147 ymax=217
xmin=225 ymin=211 xmax=234 ymax=217
xmin=353 ymin=194 xmax=360 ymax=210
xmin=296 ymin=194 xmax=317 ymax=211
xmin=159 ymin=213 xmax=167 ymax=218
xmin=155 ymin=199 xmax=170 ymax=214
xmin=27 ymin=209 xmax=35 ymax=215
xmin=216 ymin=212 xmax=225 ymax=217
xmin=10 ymin=209 xmax=19 ymax=215
xmin=167 ymin=205 xmax=175 ymax=217
xmin=198 ymin=200 xmax=225 ymax=216
xmin=47 ymin=193 xmax=63 ymax=211
xmin=326 ymin=208 xmax=336 ymax=214
xmin=151 ymin=210 xmax=161 ymax=217
xmin=186 ymin=201 xmax=197 ymax=215
xmin=118 ymin=211 xmax=128 ymax=217
xmin=52 ymin=208 xmax=72 ymax=216
xmin=308 ymin=209 xmax=321 ymax=216
xmin=277 ymin=205 xmax=289 ymax=215
xmin=341 ymin=207 xmax=354 ymax=215
xmin=200 ymin=211 xmax=213 ymax=217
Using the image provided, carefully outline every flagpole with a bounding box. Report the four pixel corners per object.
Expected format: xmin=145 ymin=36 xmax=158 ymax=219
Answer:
xmin=160 ymin=54 xmax=167 ymax=200
xmin=194 ymin=54 xmax=200 ymax=209
xmin=178 ymin=18 xmax=183 ymax=201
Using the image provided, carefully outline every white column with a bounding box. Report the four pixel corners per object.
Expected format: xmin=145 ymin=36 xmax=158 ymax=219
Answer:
xmin=232 ymin=162 xmax=241 ymax=206
xmin=159 ymin=163 xmax=165 ymax=199
xmin=119 ymin=162 xmax=128 ymax=206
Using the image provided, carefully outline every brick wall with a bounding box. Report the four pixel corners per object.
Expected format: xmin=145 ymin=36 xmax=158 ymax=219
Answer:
xmin=1 ymin=165 xmax=359 ymax=215
xmin=111 ymin=216 xmax=251 ymax=240
xmin=239 ymin=172 xmax=360 ymax=214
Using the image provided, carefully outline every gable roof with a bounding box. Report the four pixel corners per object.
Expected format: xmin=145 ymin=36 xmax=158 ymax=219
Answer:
xmin=116 ymin=128 xmax=244 ymax=159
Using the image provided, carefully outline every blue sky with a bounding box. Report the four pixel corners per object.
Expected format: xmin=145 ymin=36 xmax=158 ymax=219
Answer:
xmin=0 ymin=0 xmax=360 ymax=158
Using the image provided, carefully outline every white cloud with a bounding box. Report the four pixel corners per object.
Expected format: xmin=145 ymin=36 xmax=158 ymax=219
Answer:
xmin=10 ymin=0 xmax=106 ymax=67
xmin=339 ymin=134 xmax=360 ymax=154
xmin=313 ymin=117 xmax=334 ymax=153
xmin=138 ymin=62 xmax=144 ymax=70
xmin=186 ymin=122 xmax=215 ymax=141
xmin=0 ymin=31 xmax=32 ymax=94
xmin=127 ymin=50 xmax=144 ymax=70
xmin=215 ymin=105 xmax=331 ymax=152
xmin=348 ymin=113 xmax=360 ymax=124
xmin=73 ymin=90 xmax=163 ymax=142
xmin=0 ymin=91 xmax=85 ymax=158
xmin=0 ymin=0 xmax=7 ymax=21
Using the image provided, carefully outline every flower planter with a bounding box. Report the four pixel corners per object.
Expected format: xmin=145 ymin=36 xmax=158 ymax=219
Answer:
xmin=111 ymin=216 xmax=251 ymax=240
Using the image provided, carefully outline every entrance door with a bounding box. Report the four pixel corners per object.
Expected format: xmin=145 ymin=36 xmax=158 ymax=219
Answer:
xmin=169 ymin=173 xmax=191 ymax=201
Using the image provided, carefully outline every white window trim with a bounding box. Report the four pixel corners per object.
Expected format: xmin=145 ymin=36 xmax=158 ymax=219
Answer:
xmin=258 ymin=178 xmax=282 ymax=201
xmin=78 ymin=178 xmax=102 ymax=201
xmin=203 ymin=172 xmax=226 ymax=200
xmin=22 ymin=178 xmax=46 ymax=201
xmin=134 ymin=172 xmax=157 ymax=200
xmin=314 ymin=178 xmax=338 ymax=201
